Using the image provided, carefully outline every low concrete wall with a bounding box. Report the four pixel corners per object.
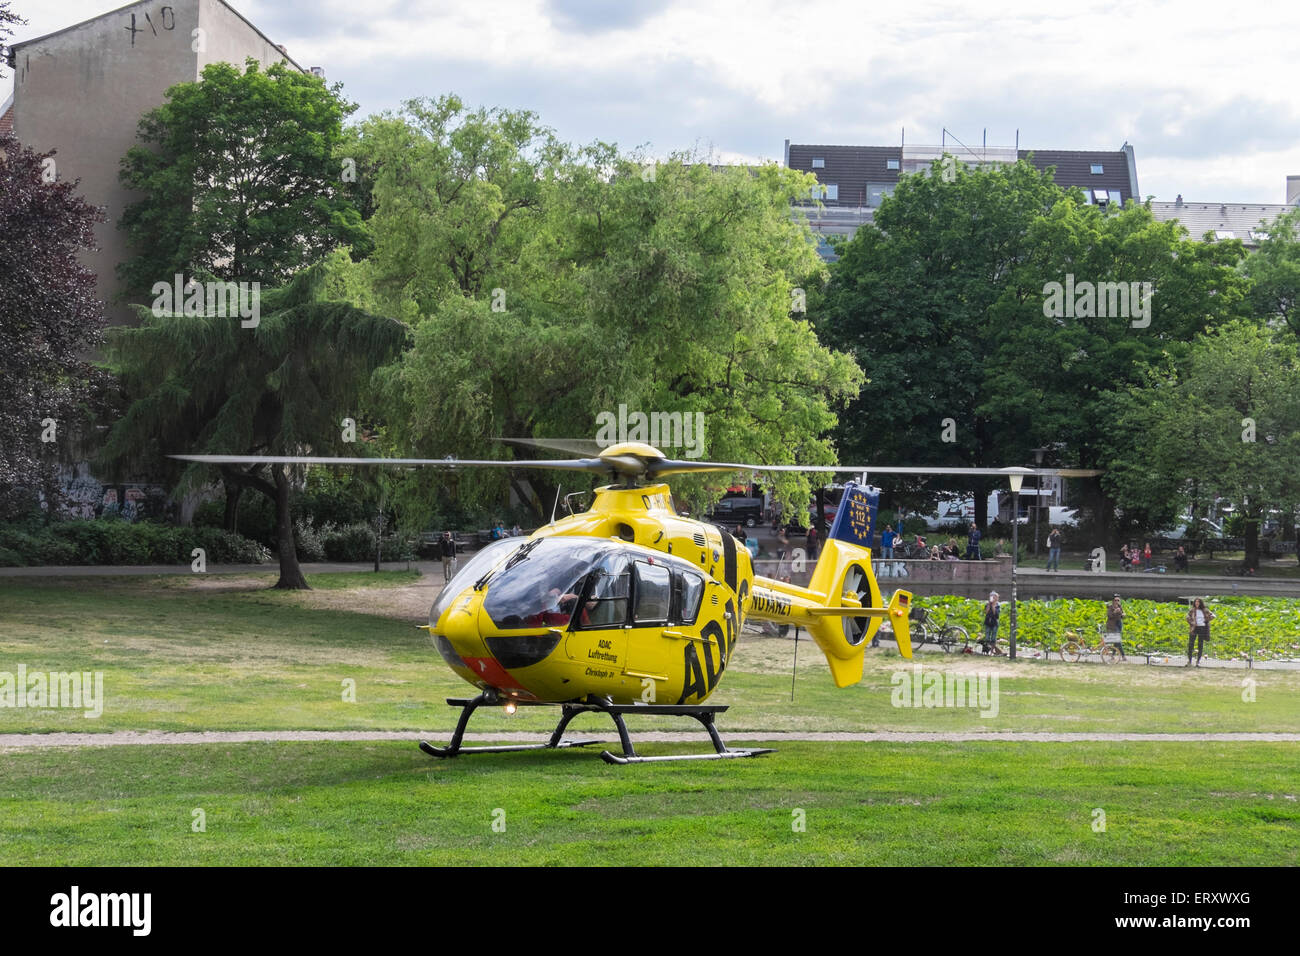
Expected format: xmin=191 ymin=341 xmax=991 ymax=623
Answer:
xmin=752 ymin=556 xmax=1012 ymax=594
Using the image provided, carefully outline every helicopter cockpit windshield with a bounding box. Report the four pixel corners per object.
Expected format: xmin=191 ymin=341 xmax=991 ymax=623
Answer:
xmin=481 ymin=538 xmax=616 ymax=630
xmin=483 ymin=541 xmax=639 ymax=632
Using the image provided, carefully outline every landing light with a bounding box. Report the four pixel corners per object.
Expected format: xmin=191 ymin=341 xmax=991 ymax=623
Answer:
xmin=503 ymin=701 xmax=518 ymax=716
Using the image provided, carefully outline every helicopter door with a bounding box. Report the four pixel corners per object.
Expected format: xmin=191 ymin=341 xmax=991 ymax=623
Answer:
xmin=562 ymin=553 xmax=630 ymax=675
xmin=622 ymin=560 xmax=674 ymax=693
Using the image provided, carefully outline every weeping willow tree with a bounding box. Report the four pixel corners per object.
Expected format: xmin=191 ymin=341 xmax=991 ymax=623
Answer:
xmin=98 ymin=255 xmax=409 ymax=588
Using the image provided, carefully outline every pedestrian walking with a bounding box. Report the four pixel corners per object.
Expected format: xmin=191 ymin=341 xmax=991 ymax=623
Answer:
xmin=1186 ymin=597 xmax=1214 ymax=667
xmin=439 ymin=531 xmax=458 ymax=582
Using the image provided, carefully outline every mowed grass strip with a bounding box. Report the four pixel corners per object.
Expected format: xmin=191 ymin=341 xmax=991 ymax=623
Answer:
xmin=0 ymin=741 xmax=1295 ymax=866
xmin=1 ymin=575 xmax=1298 ymax=733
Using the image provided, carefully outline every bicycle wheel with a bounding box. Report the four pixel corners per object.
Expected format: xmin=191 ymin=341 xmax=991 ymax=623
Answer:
xmin=1099 ymin=643 xmax=1120 ymax=664
xmin=939 ymin=624 xmax=970 ymax=654
xmin=1060 ymin=640 xmax=1082 ymax=663
xmin=910 ymin=620 xmax=932 ymax=649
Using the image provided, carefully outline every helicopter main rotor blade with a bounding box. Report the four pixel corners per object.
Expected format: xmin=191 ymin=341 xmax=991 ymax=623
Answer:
xmin=493 ymin=437 xmax=607 ymax=457
xmin=649 ymin=460 xmax=1103 ymax=478
xmin=170 ymin=454 xmax=614 ymax=474
xmin=172 ymin=454 xmax=1102 ymax=480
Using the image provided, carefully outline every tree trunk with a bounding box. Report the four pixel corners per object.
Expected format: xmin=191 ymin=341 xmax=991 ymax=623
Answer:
xmin=1244 ymin=517 xmax=1260 ymax=571
xmin=272 ymin=467 xmax=310 ymax=590
xmin=223 ymin=482 xmax=242 ymax=533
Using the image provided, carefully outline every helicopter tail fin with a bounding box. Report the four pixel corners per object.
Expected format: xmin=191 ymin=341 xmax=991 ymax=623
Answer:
xmin=803 ymin=483 xmax=913 ymax=686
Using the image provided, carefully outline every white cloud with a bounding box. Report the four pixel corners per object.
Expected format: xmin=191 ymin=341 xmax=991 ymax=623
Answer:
xmin=5 ymin=0 xmax=1300 ymax=201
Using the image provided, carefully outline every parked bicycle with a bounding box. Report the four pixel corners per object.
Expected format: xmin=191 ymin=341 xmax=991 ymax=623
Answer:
xmin=1057 ymin=624 xmax=1123 ymax=664
xmin=908 ymin=606 xmax=971 ymax=653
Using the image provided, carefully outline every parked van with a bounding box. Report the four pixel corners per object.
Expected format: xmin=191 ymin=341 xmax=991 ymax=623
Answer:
xmin=707 ymin=496 xmax=764 ymax=527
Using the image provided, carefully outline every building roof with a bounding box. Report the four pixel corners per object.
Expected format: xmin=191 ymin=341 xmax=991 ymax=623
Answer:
xmin=1017 ymin=148 xmax=1134 ymax=203
xmin=6 ymin=0 xmax=305 ymax=72
xmin=787 ymin=141 xmax=1137 ymax=207
xmin=1148 ymin=201 xmax=1294 ymax=247
xmin=0 ymin=94 xmax=13 ymax=137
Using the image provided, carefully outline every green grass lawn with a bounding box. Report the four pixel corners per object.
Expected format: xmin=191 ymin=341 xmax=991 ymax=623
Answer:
xmin=1 ymin=574 xmax=1297 ymax=734
xmin=3 ymin=574 xmax=1298 ymax=866
xmin=0 ymin=740 xmax=1295 ymax=865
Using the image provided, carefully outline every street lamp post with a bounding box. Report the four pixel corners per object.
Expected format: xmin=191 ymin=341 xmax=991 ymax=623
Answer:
xmin=1000 ymin=467 xmax=1034 ymax=661
xmin=1031 ymin=447 xmax=1047 ymax=557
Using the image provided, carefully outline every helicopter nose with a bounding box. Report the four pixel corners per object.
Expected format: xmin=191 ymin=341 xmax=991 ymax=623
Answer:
xmin=439 ymin=596 xmax=486 ymax=653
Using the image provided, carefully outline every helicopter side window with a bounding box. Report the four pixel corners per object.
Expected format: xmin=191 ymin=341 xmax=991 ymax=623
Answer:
xmin=578 ymin=554 xmax=631 ymax=629
xmin=632 ymin=561 xmax=672 ymax=625
xmin=673 ymin=569 xmax=705 ymax=625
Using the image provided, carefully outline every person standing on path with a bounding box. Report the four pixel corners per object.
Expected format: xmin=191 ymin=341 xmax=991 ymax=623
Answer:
xmin=1186 ymin=598 xmax=1214 ymax=667
xmin=1105 ymin=594 xmax=1128 ymax=661
xmin=881 ymin=524 xmax=896 ymax=559
xmin=980 ymin=591 xmax=1001 ymax=653
xmin=1046 ymin=527 xmax=1061 ymax=571
xmin=966 ymin=523 xmax=982 ymax=560
xmin=806 ymin=524 xmax=820 ymax=561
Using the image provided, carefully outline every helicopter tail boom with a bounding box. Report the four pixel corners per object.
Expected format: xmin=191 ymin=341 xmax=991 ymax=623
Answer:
xmin=747 ymin=482 xmax=913 ymax=687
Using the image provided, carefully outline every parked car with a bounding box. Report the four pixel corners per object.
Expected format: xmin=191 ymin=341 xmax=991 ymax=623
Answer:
xmin=706 ymin=496 xmax=764 ymax=527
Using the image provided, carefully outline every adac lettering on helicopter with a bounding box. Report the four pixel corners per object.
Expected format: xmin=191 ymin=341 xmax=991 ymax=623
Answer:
xmin=587 ymin=639 xmax=619 ymax=664
xmin=829 ymin=483 xmax=879 ymax=549
xmin=678 ymin=597 xmax=739 ymax=704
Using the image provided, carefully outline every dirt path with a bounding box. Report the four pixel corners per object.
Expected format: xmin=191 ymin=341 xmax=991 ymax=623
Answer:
xmin=3 ymin=730 xmax=1299 ymax=750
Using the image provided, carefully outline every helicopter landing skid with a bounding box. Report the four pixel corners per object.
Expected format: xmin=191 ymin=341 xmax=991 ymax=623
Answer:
xmin=419 ymin=694 xmax=774 ymax=764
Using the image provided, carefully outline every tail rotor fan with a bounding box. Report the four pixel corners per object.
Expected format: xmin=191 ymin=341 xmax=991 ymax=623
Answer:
xmin=841 ymin=563 xmax=872 ymax=646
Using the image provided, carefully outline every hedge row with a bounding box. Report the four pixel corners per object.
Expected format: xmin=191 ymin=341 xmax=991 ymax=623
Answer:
xmin=0 ymin=521 xmax=270 ymax=567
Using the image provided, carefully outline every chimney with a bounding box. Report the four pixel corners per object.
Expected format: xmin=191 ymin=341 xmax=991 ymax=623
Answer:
xmin=310 ymin=66 xmax=326 ymax=79
xmin=1288 ymin=175 xmax=1300 ymax=206
xmin=1175 ymin=194 xmax=1183 ymax=206
xmin=783 ymin=139 xmax=790 ymax=168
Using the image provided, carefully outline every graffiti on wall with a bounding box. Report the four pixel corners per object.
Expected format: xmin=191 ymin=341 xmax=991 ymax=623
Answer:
xmin=55 ymin=465 xmax=165 ymax=521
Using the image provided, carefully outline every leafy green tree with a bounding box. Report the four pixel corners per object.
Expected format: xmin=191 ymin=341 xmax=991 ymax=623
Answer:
xmin=368 ymin=138 xmax=861 ymax=522
xmin=118 ymin=60 xmax=366 ymax=294
xmin=98 ymin=254 xmax=409 ymax=588
xmin=1242 ymin=206 xmax=1300 ymax=339
xmin=343 ymin=95 xmax=563 ymax=314
xmin=984 ymin=198 xmax=1250 ymax=542
xmin=0 ymin=131 xmax=106 ymax=518
xmin=1103 ymin=320 xmax=1300 ymax=568
xmin=817 ymin=159 xmax=1067 ymax=525
xmin=819 ymin=159 xmax=1251 ymax=539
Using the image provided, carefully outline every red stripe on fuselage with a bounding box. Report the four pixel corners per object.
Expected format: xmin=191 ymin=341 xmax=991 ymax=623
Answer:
xmin=462 ymin=657 xmax=539 ymax=700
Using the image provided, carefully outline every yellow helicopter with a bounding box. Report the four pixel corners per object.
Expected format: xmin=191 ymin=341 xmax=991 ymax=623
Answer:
xmin=178 ymin=443 xmax=1097 ymax=763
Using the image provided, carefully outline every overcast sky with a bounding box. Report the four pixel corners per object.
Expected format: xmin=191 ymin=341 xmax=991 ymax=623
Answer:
xmin=5 ymin=0 xmax=1300 ymax=203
